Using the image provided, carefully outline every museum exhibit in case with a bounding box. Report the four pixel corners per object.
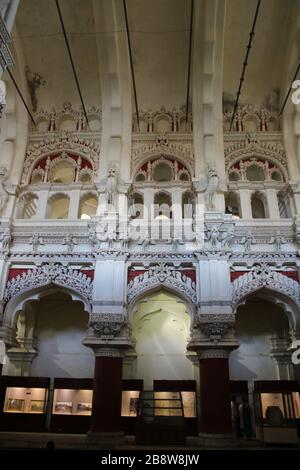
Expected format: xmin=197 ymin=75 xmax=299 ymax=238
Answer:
xmin=254 ymin=381 xmax=300 ymax=444
xmin=121 ymin=379 xmax=143 ymax=435
xmin=0 ymin=376 xmax=49 ymax=431
xmin=135 ymin=389 xmax=186 ymax=445
xmin=153 ymin=380 xmax=197 ymax=436
xmin=50 ymin=378 xmax=93 ymax=433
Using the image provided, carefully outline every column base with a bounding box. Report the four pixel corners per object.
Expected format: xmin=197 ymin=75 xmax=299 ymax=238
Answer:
xmin=198 ymin=432 xmax=238 ymax=449
xmin=86 ymin=431 xmax=126 ymax=449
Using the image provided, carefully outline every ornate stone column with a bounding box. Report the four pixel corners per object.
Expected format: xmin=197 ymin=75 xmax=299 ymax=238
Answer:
xmin=269 ymin=334 xmax=294 ymax=380
xmin=83 ymin=312 xmax=131 ymax=445
xmin=68 ymin=189 xmax=81 ymax=219
xmin=188 ymin=313 xmax=239 ymax=447
xmin=265 ymin=186 xmax=280 ymax=219
xmin=239 ymin=187 xmax=252 ymax=219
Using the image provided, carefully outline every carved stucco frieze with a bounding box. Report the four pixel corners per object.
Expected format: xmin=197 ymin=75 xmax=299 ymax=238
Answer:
xmin=196 ymin=314 xmax=235 ymax=341
xmin=232 ymin=263 xmax=300 ymax=310
xmin=88 ymin=313 xmax=127 ymax=338
xmin=127 ymin=262 xmax=197 ymax=304
xmin=4 ymin=263 xmax=93 ymax=305
xmin=21 ymin=135 xmax=100 ymax=184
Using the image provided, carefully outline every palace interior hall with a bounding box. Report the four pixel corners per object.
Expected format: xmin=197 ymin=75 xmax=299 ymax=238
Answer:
xmin=0 ymin=0 xmax=300 ymax=450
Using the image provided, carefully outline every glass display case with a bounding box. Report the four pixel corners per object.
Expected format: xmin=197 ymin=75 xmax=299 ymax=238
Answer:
xmin=121 ymin=380 xmax=144 ymax=435
xmin=256 ymin=391 xmax=300 ymax=420
xmin=0 ymin=376 xmax=50 ymax=432
xmin=181 ymin=391 xmax=196 ymax=418
xmin=121 ymin=390 xmax=140 ymax=417
xmin=4 ymin=387 xmax=47 ymax=414
xmin=52 ymin=388 xmax=92 ymax=416
xmin=138 ymin=390 xmax=184 ymax=419
xmin=50 ymin=378 xmax=93 ymax=433
xmin=136 ymin=390 xmax=186 ymax=445
xmin=253 ymin=381 xmax=300 ymax=444
xmin=153 ymin=391 xmax=184 ymax=417
xmin=153 ymin=380 xmax=197 ymax=435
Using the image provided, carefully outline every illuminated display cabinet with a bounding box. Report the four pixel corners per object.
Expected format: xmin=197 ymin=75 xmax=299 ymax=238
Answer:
xmin=254 ymin=381 xmax=300 ymax=444
xmin=50 ymin=378 xmax=93 ymax=433
xmin=0 ymin=376 xmax=50 ymax=431
xmin=153 ymin=380 xmax=197 ymax=436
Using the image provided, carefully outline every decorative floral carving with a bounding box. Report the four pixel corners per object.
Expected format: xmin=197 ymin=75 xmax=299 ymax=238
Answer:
xmin=132 ymin=139 xmax=194 ymax=175
xmin=196 ymin=314 xmax=235 ymax=340
xmin=223 ymin=104 xmax=279 ymax=133
xmin=32 ymin=103 xmax=101 ymax=133
xmin=4 ymin=263 xmax=93 ymax=305
xmin=89 ymin=313 xmax=126 ymax=337
xmin=225 ymin=139 xmax=287 ymax=177
xmin=0 ymin=227 xmax=11 ymax=253
xmin=204 ymin=222 xmax=236 ymax=250
xmin=133 ymin=106 xmax=192 ymax=134
xmin=232 ymin=264 xmax=300 ymax=309
xmin=22 ymin=136 xmax=100 ymax=184
xmin=127 ymin=262 xmax=197 ymax=304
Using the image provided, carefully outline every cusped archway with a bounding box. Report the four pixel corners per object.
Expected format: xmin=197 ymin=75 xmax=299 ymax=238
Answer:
xmin=128 ymin=289 xmax=195 ymax=389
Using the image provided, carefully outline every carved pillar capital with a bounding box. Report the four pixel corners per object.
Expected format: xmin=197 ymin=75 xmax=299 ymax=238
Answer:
xmin=88 ymin=313 xmax=127 ymax=338
xmin=195 ymin=313 xmax=236 ymax=342
xmin=84 ymin=313 xmax=132 ymax=355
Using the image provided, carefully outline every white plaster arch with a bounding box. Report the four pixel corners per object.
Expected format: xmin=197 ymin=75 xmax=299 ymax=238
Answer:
xmin=127 ymin=264 xmax=197 ymax=312
xmin=3 ymin=264 xmax=93 ymax=330
xmin=3 ymin=284 xmax=91 ymax=331
xmin=127 ymin=284 xmax=196 ymax=329
xmin=232 ymin=270 xmax=300 ymax=329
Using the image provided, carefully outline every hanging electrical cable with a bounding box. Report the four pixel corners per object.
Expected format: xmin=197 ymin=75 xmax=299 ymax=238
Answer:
xmin=123 ymin=0 xmax=140 ymax=130
xmin=185 ymin=0 xmax=194 ymax=129
xmin=230 ymin=0 xmax=261 ymax=131
xmin=55 ymin=0 xmax=90 ymax=129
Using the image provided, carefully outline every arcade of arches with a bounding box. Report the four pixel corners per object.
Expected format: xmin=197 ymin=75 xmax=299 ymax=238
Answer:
xmin=0 ymin=0 xmax=300 ymax=448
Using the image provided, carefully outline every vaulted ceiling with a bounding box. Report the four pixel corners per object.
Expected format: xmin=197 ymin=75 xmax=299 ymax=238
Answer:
xmin=223 ymin=0 xmax=296 ymax=110
xmin=13 ymin=0 xmax=100 ymax=111
xmin=8 ymin=0 xmax=299 ymax=115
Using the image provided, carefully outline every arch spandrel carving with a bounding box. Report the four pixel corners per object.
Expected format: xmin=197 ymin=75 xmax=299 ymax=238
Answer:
xmin=232 ymin=266 xmax=300 ymax=328
xmin=2 ymin=264 xmax=93 ymax=328
xmin=127 ymin=263 xmax=197 ymax=307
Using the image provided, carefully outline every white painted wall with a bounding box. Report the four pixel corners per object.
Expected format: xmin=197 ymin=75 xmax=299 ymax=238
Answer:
xmin=31 ymin=292 xmax=94 ymax=378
